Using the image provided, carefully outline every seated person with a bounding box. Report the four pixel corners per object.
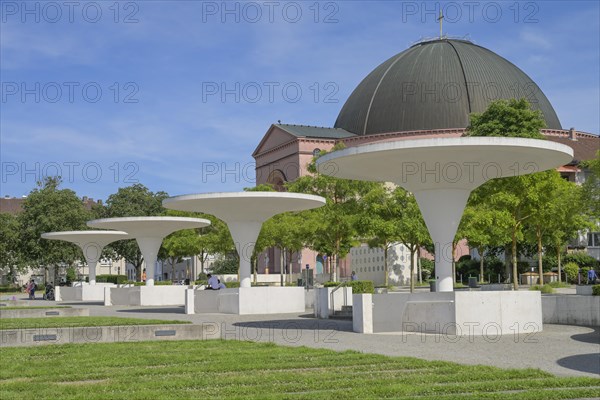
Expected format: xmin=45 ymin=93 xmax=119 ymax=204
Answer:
xmin=217 ymin=279 xmax=226 ymax=290
xmin=206 ymin=274 xmax=220 ymax=290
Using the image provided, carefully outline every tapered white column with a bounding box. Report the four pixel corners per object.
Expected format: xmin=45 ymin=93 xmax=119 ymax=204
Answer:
xmin=414 ymin=189 xmax=470 ymax=292
xmin=316 ymin=137 xmax=574 ymax=293
xmin=228 ymin=222 xmax=262 ymax=288
xmin=163 ymin=192 xmax=326 ymax=289
xmin=136 ymin=237 xmax=163 ymax=286
xmin=41 ymin=231 xmax=129 ymax=285
xmin=87 ymin=217 xmax=211 ymax=286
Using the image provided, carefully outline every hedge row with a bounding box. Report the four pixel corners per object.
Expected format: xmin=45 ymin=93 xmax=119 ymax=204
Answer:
xmin=323 ymin=280 xmax=374 ymax=294
xmin=96 ymin=275 xmax=128 ymax=284
xmin=133 ymin=280 xmax=173 ymax=286
xmin=593 ymin=285 xmax=600 ymax=296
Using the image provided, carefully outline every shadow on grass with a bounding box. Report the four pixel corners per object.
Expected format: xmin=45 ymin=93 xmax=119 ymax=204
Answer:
xmin=570 ymin=327 xmax=600 ymax=344
xmin=233 ymin=318 xmax=353 ymax=332
xmin=556 ymin=353 xmax=600 ymax=375
xmin=117 ymin=307 xmax=185 ymax=314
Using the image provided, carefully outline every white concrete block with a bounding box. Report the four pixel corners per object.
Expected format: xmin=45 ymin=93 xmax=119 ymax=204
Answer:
xmin=104 ymin=287 xmax=111 ymax=306
xmin=352 ymin=294 xmax=373 ymax=334
xmin=185 ymin=289 xmax=194 ymax=314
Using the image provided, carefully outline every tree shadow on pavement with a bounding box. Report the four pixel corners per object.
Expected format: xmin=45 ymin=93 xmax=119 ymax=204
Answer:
xmin=570 ymin=327 xmax=600 ymax=345
xmin=233 ymin=319 xmax=353 ymax=332
xmin=117 ymin=307 xmax=185 ymax=314
xmin=556 ymin=353 xmax=600 ymax=376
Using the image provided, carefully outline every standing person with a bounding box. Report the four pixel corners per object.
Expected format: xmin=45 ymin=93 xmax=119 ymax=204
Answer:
xmin=206 ymin=274 xmax=219 ymax=290
xmin=28 ymin=280 xmax=36 ymax=300
xmin=351 ymin=271 xmax=358 ymax=281
xmin=588 ymin=268 xmax=598 ymax=285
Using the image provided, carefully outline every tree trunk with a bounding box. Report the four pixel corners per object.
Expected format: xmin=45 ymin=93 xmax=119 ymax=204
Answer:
xmin=171 ymin=258 xmax=176 ymax=282
xmin=537 ymin=229 xmax=543 ymax=286
xmin=452 ymin=242 xmax=457 ymax=283
xmin=478 ymin=246 xmax=485 ymax=283
xmin=504 ymin=244 xmax=511 ymax=282
xmin=384 ymin=246 xmax=389 ymax=287
xmin=417 ymin=247 xmax=422 ymax=284
xmin=332 ymin=255 xmax=338 ymax=283
xmin=409 ymin=247 xmax=416 ymax=293
xmin=557 ymin=243 xmax=562 ymax=283
xmin=512 ymin=231 xmax=519 ymax=290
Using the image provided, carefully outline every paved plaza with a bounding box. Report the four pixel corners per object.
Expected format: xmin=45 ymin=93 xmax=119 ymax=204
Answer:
xmin=11 ymin=295 xmax=596 ymax=379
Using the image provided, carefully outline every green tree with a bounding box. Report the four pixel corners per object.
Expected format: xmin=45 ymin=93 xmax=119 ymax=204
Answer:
xmin=581 ymin=150 xmax=600 ymax=220
xmin=0 ymin=213 xmax=25 ymax=284
xmin=393 ymin=188 xmax=431 ymax=292
xmin=465 ymin=98 xmax=546 ymax=139
xmin=525 ymin=171 xmax=590 ymax=285
xmin=102 ymin=184 xmax=168 ymax=281
xmin=161 ymin=209 xmax=234 ymax=281
xmin=358 ymin=185 xmax=402 ymax=286
xmin=18 ymin=177 xmax=91 ymax=283
xmin=287 ymin=143 xmax=378 ymax=282
xmin=457 ymin=203 xmax=511 ymax=282
xmin=467 ymin=97 xmax=548 ymax=290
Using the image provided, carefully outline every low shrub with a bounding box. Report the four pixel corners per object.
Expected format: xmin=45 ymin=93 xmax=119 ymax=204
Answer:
xmin=96 ymin=275 xmax=128 ymax=284
xmin=133 ymin=280 xmax=172 ymax=286
xmin=349 ymin=280 xmax=374 ymax=294
xmin=563 ymin=262 xmax=580 ymax=283
xmin=564 ymin=252 xmax=599 ymax=270
xmin=547 ymin=281 xmax=571 ymax=288
xmin=0 ymin=286 xmax=20 ymax=293
xmin=322 ymin=280 xmax=374 ymax=294
xmin=194 ymin=280 xmax=208 ymax=286
xmin=529 ymin=285 xmax=555 ymax=294
xmin=225 ymin=282 xmax=240 ymax=288
xmin=592 ymin=285 xmax=600 ymax=296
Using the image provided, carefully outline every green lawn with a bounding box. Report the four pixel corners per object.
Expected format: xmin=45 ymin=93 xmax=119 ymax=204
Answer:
xmin=0 ymin=317 xmax=190 ymax=330
xmin=0 ymin=340 xmax=598 ymax=399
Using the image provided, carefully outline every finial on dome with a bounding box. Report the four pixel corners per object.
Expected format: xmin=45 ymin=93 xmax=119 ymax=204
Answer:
xmin=437 ymin=10 xmax=444 ymax=39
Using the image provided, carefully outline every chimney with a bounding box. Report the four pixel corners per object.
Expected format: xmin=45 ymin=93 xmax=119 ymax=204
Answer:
xmin=569 ymin=127 xmax=577 ymax=141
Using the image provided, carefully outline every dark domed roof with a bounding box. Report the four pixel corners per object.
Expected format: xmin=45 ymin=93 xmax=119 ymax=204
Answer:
xmin=334 ymin=39 xmax=562 ymax=135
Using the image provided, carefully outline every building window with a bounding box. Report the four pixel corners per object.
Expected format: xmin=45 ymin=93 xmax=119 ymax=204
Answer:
xmin=313 ymin=148 xmax=321 ymax=157
xmin=589 ymin=232 xmax=600 ymax=247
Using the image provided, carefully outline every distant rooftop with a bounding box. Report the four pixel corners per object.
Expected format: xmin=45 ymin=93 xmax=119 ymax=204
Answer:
xmin=275 ymin=124 xmax=356 ymax=139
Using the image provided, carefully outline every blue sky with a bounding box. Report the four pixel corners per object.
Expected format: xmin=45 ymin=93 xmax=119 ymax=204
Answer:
xmin=1 ymin=0 xmax=599 ymax=201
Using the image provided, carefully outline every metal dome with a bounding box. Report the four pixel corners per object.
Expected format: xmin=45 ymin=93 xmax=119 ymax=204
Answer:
xmin=334 ymin=39 xmax=562 ymax=135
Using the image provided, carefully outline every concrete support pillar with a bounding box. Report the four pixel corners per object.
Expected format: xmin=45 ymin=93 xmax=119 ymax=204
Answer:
xmin=185 ymin=289 xmax=195 ymax=314
xmin=227 ymin=221 xmax=262 ymax=288
xmin=55 ymin=286 xmax=62 ymax=302
xmin=136 ymin=237 xmax=163 ymax=287
xmin=104 ymin=287 xmax=112 ymax=306
xmin=414 ymin=189 xmax=470 ymax=292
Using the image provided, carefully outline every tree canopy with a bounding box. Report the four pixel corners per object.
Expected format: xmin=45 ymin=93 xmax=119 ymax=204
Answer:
xmin=466 ymin=98 xmax=546 ymax=139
